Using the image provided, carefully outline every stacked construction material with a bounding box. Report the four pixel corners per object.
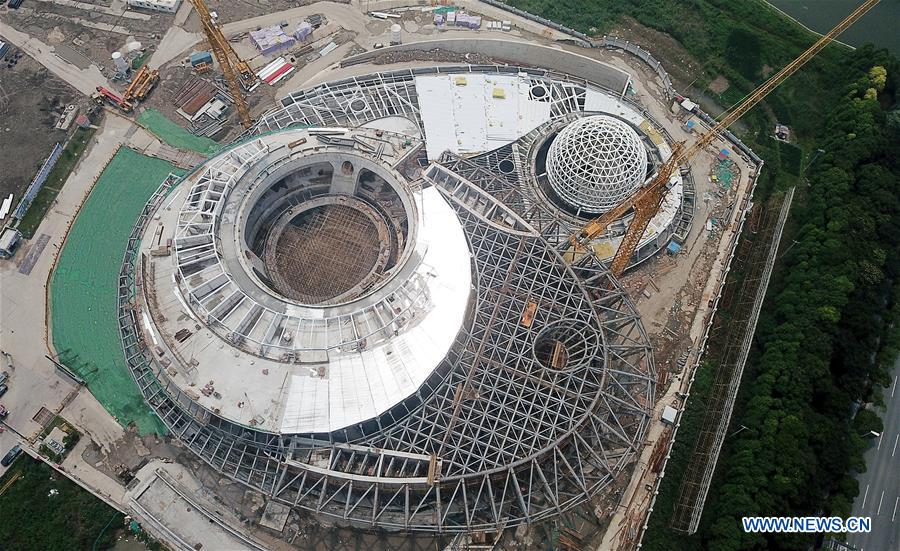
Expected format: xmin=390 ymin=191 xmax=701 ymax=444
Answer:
xmin=174 ymin=78 xmax=217 ymax=120
xmin=456 ymin=12 xmax=482 ymax=29
xmin=294 ymin=22 xmax=313 ymax=41
xmin=250 ymin=26 xmax=296 ymax=56
xmin=434 ymin=11 xmax=482 ymax=29
xmin=256 ymin=58 xmax=295 ymax=86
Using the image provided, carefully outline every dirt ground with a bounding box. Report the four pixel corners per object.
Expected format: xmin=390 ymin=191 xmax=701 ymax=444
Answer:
xmin=0 ymin=51 xmax=80 ymax=202
xmin=203 ymin=0 xmax=347 ymax=25
xmin=4 ymin=3 xmax=171 ymax=79
xmin=81 ymin=428 xmax=179 ymax=482
xmin=606 ymin=16 xmax=706 ymax=91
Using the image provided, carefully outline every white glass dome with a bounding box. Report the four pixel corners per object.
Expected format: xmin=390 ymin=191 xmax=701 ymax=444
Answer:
xmin=546 ymin=115 xmax=648 ymax=213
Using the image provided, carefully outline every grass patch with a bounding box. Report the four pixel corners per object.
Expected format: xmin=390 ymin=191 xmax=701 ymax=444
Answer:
xmin=137 ymin=107 xmax=221 ymax=155
xmin=16 ymin=127 xmax=96 ymax=239
xmin=36 ymin=416 xmax=82 ymax=464
xmin=0 ymin=455 xmax=124 ymax=551
xmin=50 ymin=147 xmax=183 ymax=436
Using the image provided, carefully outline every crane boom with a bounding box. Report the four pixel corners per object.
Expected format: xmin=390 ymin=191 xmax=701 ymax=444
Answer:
xmin=573 ymin=0 xmax=879 ymax=277
xmin=188 ymin=0 xmax=255 ymax=129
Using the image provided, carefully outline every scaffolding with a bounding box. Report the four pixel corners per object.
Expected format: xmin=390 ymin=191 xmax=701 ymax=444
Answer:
xmin=670 ymin=187 xmax=795 ymax=533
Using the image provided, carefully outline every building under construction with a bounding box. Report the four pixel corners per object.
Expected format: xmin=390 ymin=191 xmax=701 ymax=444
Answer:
xmin=119 ymin=60 xmax=685 ymax=534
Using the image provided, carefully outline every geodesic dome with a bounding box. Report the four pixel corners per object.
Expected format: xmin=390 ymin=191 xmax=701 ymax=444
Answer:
xmin=546 ymin=115 xmax=648 ymax=213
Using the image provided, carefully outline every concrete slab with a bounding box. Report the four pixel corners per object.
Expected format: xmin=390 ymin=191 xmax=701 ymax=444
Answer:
xmin=52 ymin=44 xmax=92 ymax=70
xmin=17 ymin=234 xmax=51 ymax=275
xmin=127 ymin=464 xmax=267 ymax=551
xmin=260 ymin=501 xmax=291 ymax=532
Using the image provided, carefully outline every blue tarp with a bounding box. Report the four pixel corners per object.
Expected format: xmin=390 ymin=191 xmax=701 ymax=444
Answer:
xmin=667 ymin=240 xmax=683 ymax=254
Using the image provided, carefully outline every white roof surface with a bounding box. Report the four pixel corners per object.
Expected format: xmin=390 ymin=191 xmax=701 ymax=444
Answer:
xmin=144 ymin=130 xmax=473 ymax=434
xmin=280 ymin=187 xmax=471 ymax=433
xmin=416 ymin=73 xmax=552 ymax=160
xmin=584 ymin=89 xmax=645 ymax=126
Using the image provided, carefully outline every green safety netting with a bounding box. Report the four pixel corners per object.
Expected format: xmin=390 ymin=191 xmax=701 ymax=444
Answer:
xmin=50 ymin=148 xmax=184 ymax=435
xmin=137 ymin=108 xmax=221 ymax=156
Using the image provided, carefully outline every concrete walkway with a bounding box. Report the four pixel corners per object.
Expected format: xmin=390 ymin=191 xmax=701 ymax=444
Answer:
xmin=0 ymin=114 xmax=134 ymax=448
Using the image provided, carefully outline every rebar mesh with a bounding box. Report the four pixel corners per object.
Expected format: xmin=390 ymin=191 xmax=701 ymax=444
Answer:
xmin=268 ymin=204 xmax=382 ymax=303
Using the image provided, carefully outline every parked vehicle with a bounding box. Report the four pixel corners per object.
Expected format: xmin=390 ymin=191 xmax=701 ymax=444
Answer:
xmin=0 ymin=405 xmax=8 ymax=420
xmin=0 ymin=371 xmax=8 ymax=385
xmin=1 ymin=444 xmax=22 ymax=467
xmin=0 ymin=384 xmax=7 ymax=398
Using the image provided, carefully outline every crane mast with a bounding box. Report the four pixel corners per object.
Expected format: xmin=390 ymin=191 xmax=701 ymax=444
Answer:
xmin=572 ymin=0 xmax=880 ymax=278
xmin=188 ymin=0 xmax=255 ymax=129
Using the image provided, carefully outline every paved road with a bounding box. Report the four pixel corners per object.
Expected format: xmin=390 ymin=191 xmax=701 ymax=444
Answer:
xmin=847 ymin=360 xmax=900 ymax=551
xmin=0 ymin=115 xmax=139 ymax=478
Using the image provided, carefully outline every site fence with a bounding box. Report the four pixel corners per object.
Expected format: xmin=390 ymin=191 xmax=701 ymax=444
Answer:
xmin=12 ymin=142 xmax=62 ymax=220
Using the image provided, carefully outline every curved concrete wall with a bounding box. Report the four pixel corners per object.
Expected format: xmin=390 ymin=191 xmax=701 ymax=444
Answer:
xmin=341 ymin=38 xmax=631 ymax=95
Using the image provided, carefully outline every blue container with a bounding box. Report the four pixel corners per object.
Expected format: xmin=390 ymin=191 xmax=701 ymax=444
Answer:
xmin=190 ymin=51 xmax=213 ymax=67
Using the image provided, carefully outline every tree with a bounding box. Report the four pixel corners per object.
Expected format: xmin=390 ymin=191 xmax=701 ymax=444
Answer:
xmin=725 ymin=28 xmax=763 ymax=80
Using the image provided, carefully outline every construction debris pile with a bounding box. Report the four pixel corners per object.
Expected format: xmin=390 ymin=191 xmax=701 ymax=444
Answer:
xmin=371 ymin=47 xmax=494 ymax=66
xmin=712 ymin=156 xmax=739 ymax=191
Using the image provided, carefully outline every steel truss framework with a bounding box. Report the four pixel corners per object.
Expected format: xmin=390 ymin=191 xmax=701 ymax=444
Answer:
xmin=250 ymin=65 xmax=695 ymax=267
xmin=119 ymin=164 xmax=654 ymax=532
xmin=118 ymin=68 xmax=660 ymax=533
xmin=171 ymin=134 xmax=434 ymax=362
xmin=545 ymin=115 xmax=649 ymax=214
xmin=438 ymin=137 xmax=695 ymax=269
xmin=250 ymin=65 xmax=623 ymax=137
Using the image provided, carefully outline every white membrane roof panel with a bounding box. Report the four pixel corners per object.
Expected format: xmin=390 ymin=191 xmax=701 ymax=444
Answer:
xmin=416 ymin=75 xmax=457 ymax=160
xmin=453 ymin=75 xmax=488 ymax=154
xmin=280 ymin=187 xmax=472 ymax=433
xmin=584 ymin=89 xmax=645 ymax=127
xmin=416 ymin=74 xmax=553 ymax=160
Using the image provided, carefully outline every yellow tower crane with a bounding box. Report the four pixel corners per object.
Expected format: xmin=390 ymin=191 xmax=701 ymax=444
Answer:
xmin=188 ymin=0 xmax=256 ymax=129
xmin=571 ymin=0 xmax=880 ymax=277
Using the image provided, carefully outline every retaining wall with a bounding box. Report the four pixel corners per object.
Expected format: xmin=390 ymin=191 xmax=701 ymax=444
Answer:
xmin=341 ymin=37 xmax=632 ymax=95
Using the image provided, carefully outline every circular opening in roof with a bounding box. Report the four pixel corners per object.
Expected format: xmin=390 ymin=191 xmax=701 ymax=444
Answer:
xmin=533 ymin=319 xmax=600 ymax=371
xmin=349 ymin=98 xmax=367 ymax=113
xmin=530 ymin=85 xmax=548 ymax=101
xmin=498 ymin=159 xmax=515 ymax=174
xmin=240 ymin=155 xmax=417 ymax=307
